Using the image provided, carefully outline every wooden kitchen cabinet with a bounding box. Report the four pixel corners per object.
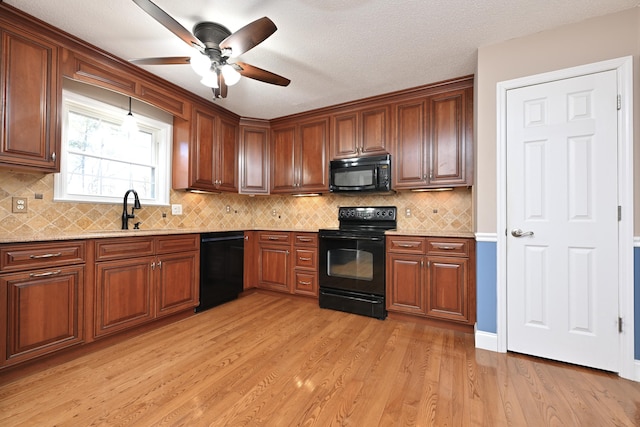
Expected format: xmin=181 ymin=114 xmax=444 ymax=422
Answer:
xmin=173 ymin=102 xmax=239 ymax=193
xmin=393 ymin=80 xmax=473 ymax=189
xmin=0 ymin=22 xmax=60 ymax=172
xmin=94 ymin=234 xmax=199 ymax=338
xmin=331 ymin=105 xmax=390 ymax=159
xmin=386 ymin=235 xmax=475 ymax=328
xmin=270 ymin=116 xmax=329 ymax=194
xmin=0 ymin=241 xmax=86 ymax=367
xmin=255 ymin=231 xmax=319 ymax=297
xmin=292 ymin=232 xmax=318 ymax=297
xmin=239 ymin=119 xmax=270 ymax=194
xmin=257 ymin=232 xmax=291 ymax=293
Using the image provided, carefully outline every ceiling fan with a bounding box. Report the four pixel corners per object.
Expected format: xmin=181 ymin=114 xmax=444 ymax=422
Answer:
xmin=130 ymin=0 xmax=290 ymax=99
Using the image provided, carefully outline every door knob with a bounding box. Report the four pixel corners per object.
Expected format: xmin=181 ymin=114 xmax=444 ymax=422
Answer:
xmin=511 ymin=228 xmax=534 ymax=238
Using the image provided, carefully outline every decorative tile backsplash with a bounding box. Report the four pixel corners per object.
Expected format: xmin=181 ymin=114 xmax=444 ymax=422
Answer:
xmin=0 ymin=169 xmax=472 ymax=239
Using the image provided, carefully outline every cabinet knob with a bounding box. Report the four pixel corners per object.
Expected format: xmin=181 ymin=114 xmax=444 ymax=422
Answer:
xmin=157 ymin=260 xmax=162 ymax=269
xmin=51 ymin=152 xmax=56 ymax=162
xmin=151 ymin=262 xmax=155 ymax=270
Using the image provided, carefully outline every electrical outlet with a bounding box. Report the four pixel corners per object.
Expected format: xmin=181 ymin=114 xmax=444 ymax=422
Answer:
xmin=226 ymin=205 xmax=231 ymax=213
xmin=271 ymin=209 xmax=277 ymax=216
xmin=12 ymin=197 xmax=28 ymax=213
xmin=171 ymin=204 xmax=183 ymax=215
xmin=405 ymin=208 xmax=411 ymax=217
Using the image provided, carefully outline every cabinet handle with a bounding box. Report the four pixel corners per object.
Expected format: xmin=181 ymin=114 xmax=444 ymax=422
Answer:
xmin=244 ymin=236 xmax=249 ymax=240
xmin=434 ymin=245 xmax=456 ymax=250
xmin=299 ymin=257 xmax=311 ymax=261
xmin=427 ymin=260 xmax=431 ymax=268
xmin=30 ymin=270 xmax=61 ymax=277
xmin=151 ymin=262 xmax=156 ymax=270
xmin=157 ymin=260 xmax=162 ymax=269
xmin=297 ymin=238 xmax=312 ymax=242
xmin=421 ymin=260 xmax=424 ymax=268
xmin=29 ymin=252 xmax=62 ymax=259
xmin=299 ymin=280 xmax=311 ymax=285
xmin=268 ymin=236 xmax=283 ymax=240
xmin=397 ymin=243 xmax=417 ymax=248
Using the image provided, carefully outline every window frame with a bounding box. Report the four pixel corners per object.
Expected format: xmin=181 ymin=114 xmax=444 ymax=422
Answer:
xmin=54 ymin=90 xmax=172 ymax=206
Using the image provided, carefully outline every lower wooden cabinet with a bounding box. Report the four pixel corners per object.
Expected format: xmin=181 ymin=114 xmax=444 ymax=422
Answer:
xmin=256 ymin=231 xmax=318 ymax=297
xmin=386 ymin=235 xmax=475 ymax=326
xmin=94 ymin=235 xmax=199 ymax=338
xmin=0 ymin=240 xmax=86 ymax=367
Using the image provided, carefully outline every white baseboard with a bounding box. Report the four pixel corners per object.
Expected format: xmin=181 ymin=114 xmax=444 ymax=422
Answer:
xmin=633 ymin=359 xmax=640 ymax=382
xmin=475 ymin=329 xmax=498 ymax=352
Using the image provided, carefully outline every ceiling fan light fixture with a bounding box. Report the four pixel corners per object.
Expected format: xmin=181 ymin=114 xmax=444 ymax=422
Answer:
xmin=189 ymin=49 xmax=211 ymax=76
xmin=221 ymin=63 xmax=241 ymax=86
xmin=200 ymin=70 xmax=219 ymax=88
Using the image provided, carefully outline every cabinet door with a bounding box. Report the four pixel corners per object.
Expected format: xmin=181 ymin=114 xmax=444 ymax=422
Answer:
xmin=239 ymin=124 xmax=269 ymax=194
xmin=216 ymin=115 xmax=238 ymax=192
xmin=425 ymin=256 xmax=469 ymax=323
xmin=1 ymin=266 xmax=84 ymax=365
xmin=428 ymin=89 xmax=468 ymax=186
xmin=156 ymin=252 xmax=198 ymax=317
xmin=360 ymin=105 xmax=390 ymax=157
xmin=191 ymin=107 xmax=218 ymax=191
xmin=393 ymin=100 xmax=427 ymax=188
xmin=386 ymin=253 xmax=426 ymax=316
xmin=298 ymin=118 xmax=329 ymax=192
xmin=0 ymin=25 xmax=59 ymax=172
xmin=270 ymin=125 xmax=297 ymax=193
xmin=95 ymin=257 xmax=154 ymax=338
xmin=332 ymin=112 xmax=358 ymax=159
xmin=258 ymin=243 xmax=290 ymax=293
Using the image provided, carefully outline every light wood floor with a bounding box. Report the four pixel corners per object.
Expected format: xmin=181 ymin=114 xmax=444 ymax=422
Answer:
xmin=1 ymin=291 xmax=640 ymax=426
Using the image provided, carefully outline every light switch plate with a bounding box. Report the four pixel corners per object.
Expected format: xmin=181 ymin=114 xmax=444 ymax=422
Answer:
xmin=171 ymin=204 xmax=182 ymax=215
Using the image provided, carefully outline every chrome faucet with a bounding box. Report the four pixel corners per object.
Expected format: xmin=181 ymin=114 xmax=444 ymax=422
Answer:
xmin=121 ymin=189 xmax=141 ymax=230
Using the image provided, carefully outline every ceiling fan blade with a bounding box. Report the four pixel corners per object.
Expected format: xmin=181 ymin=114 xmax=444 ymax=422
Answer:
xmin=236 ymin=62 xmax=290 ymax=86
xmin=212 ymin=73 xmax=228 ymax=99
xmin=219 ymin=17 xmax=276 ymax=58
xmin=132 ymin=0 xmax=204 ymax=49
xmin=130 ymin=56 xmax=191 ymax=65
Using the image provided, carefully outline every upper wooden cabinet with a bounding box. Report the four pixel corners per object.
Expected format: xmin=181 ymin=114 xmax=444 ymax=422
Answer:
xmin=270 ymin=116 xmax=329 ymax=194
xmin=173 ymin=103 xmax=239 ymax=193
xmin=239 ymin=119 xmax=270 ymax=194
xmin=393 ymin=81 xmax=473 ymax=189
xmin=331 ymin=105 xmax=390 ymax=159
xmin=0 ymin=23 xmax=60 ymax=172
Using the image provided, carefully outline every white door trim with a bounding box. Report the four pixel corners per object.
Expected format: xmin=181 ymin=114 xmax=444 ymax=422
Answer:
xmin=496 ymin=56 xmax=635 ymax=380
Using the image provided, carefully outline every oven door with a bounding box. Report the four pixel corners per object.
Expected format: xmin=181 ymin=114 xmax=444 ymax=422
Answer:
xmin=319 ymin=231 xmax=385 ymax=295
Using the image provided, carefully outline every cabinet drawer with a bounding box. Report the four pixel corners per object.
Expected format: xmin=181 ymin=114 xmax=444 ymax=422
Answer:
xmin=386 ymin=236 xmax=426 ymax=254
xmin=294 ymin=248 xmax=317 ymax=270
xmin=294 ymin=232 xmax=317 ymax=247
xmin=426 ymin=238 xmax=470 ymax=257
xmin=0 ymin=241 xmax=86 ymax=272
xmin=94 ymin=237 xmax=155 ymax=261
xmin=258 ymin=232 xmax=291 ymax=244
xmin=156 ymin=234 xmax=199 ymax=254
xmin=293 ymin=271 xmax=317 ymax=297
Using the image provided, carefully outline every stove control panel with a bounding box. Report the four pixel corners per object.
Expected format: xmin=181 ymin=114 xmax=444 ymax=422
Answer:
xmin=338 ymin=206 xmax=397 ymax=221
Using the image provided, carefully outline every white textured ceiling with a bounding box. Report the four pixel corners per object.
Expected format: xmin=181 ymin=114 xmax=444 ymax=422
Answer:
xmin=5 ymin=0 xmax=639 ymax=119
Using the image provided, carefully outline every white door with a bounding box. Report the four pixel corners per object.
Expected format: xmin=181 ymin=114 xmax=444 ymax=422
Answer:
xmin=506 ymin=70 xmax=619 ymax=372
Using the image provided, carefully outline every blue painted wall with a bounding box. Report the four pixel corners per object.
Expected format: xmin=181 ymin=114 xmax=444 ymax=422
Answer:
xmin=478 ymin=242 xmax=640 ymax=359
xmin=635 ymin=247 xmax=640 ymax=359
xmin=476 ymin=241 xmax=497 ymax=333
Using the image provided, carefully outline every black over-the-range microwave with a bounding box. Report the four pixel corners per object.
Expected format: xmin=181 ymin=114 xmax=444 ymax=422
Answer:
xmin=329 ymin=154 xmax=392 ymax=194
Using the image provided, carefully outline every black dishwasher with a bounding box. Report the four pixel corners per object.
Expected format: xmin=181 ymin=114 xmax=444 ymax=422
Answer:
xmin=196 ymin=231 xmax=245 ymax=312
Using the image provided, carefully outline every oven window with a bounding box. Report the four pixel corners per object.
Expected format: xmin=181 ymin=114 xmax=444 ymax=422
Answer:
xmin=333 ymin=169 xmax=374 ymax=187
xmin=326 ymin=248 xmax=373 ymax=281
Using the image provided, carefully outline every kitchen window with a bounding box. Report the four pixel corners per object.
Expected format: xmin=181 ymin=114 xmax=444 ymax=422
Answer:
xmin=54 ymin=90 xmax=171 ymax=206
